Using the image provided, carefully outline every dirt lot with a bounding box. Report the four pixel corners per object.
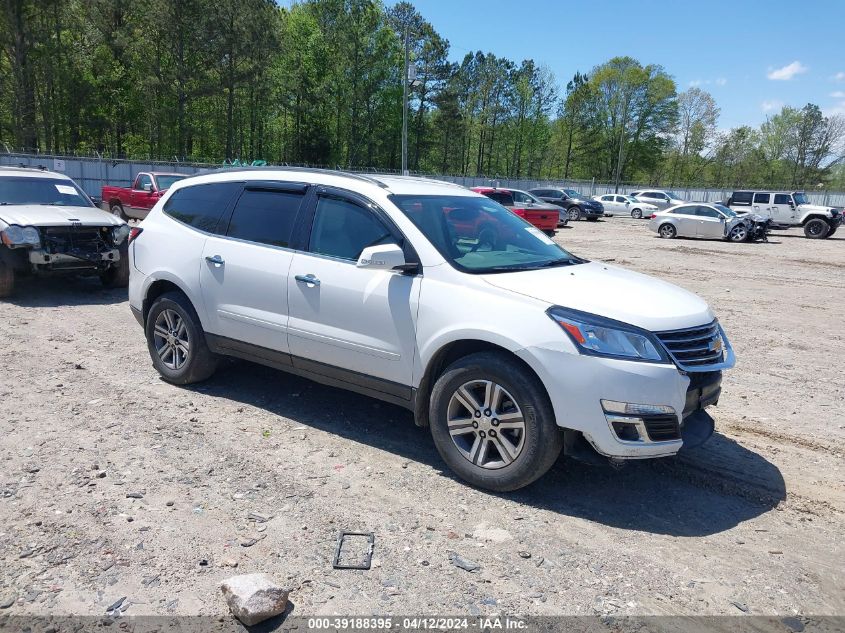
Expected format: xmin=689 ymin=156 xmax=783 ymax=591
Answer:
xmin=1 ymin=218 xmax=843 ymax=620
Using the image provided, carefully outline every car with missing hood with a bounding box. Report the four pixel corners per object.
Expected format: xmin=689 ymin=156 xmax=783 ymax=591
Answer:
xmin=128 ymin=168 xmax=735 ymax=492
xmin=0 ymin=166 xmax=130 ymax=297
xmin=529 ymin=187 xmax=604 ymax=221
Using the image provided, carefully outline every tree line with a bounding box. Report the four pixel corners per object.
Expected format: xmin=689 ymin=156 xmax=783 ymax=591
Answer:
xmin=2 ymin=0 xmax=844 ymax=189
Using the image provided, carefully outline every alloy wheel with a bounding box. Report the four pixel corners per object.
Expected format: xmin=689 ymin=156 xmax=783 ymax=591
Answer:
xmin=153 ymin=309 xmax=191 ymax=370
xmin=447 ymin=379 xmax=526 ymax=469
xmin=659 ymin=224 xmax=675 ymax=238
xmin=632 ymin=209 xmax=642 ymax=219
xmin=729 ymin=225 xmax=748 ymax=242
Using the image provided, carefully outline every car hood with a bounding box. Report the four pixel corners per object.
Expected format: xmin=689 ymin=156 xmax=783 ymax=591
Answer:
xmin=0 ymin=204 xmax=123 ymax=227
xmin=480 ymin=261 xmax=713 ymax=332
xmin=573 ymin=198 xmax=601 ymax=207
xmin=799 ymin=203 xmax=836 ymax=215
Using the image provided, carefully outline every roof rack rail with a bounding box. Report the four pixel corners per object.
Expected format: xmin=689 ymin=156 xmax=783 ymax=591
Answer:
xmin=195 ymin=165 xmax=390 ymax=189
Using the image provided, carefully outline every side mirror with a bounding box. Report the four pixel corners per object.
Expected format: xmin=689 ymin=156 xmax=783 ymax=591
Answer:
xmin=356 ymin=243 xmax=409 ymax=272
xmin=143 ymin=183 xmax=153 ymax=193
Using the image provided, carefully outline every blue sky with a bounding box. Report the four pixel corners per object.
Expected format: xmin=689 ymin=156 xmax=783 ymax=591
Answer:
xmin=409 ymin=0 xmax=845 ymax=129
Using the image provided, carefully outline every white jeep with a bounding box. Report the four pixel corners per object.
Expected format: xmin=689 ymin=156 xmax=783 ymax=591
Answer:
xmin=0 ymin=166 xmax=130 ymax=296
xmin=727 ymin=190 xmax=841 ymax=239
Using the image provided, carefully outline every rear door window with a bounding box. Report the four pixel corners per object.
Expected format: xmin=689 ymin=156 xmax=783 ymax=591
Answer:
xmin=773 ymin=194 xmax=792 ymax=205
xmin=226 ymin=188 xmax=305 ymax=248
xmin=163 ymin=182 xmax=242 ymax=233
xmin=485 ymin=192 xmax=513 ymax=206
xmin=753 ymin=193 xmax=770 ymax=204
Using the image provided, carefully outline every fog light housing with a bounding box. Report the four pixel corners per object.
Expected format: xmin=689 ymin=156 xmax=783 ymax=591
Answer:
xmin=611 ymin=420 xmax=641 ymax=442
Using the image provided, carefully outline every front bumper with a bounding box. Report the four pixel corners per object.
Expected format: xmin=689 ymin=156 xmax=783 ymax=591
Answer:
xmin=516 ymin=346 xmax=723 ymax=459
xmin=583 ymin=208 xmax=604 ymax=218
xmin=27 ymin=247 xmax=121 ymax=271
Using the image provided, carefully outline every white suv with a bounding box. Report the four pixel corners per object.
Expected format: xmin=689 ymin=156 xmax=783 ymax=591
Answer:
xmin=128 ymin=169 xmax=735 ymax=491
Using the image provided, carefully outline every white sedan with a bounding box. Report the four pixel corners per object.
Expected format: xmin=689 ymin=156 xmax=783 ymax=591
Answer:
xmin=592 ymin=194 xmax=658 ymax=219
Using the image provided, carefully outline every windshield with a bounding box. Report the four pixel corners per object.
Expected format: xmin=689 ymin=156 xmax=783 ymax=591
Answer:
xmin=155 ymin=175 xmax=186 ymax=191
xmin=391 ymin=194 xmax=583 ymax=274
xmin=713 ymin=204 xmax=736 ymax=217
xmin=0 ymin=177 xmax=93 ymax=207
xmin=512 ymin=190 xmax=543 ymax=204
xmin=664 ymin=191 xmax=682 ymax=200
xmin=563 ymin=189 xmax=585 ymax=199
xmin=624 ymin=196 xmax=640 ymax=202
xmin=793 ymin=192 xmax=808 ymax=205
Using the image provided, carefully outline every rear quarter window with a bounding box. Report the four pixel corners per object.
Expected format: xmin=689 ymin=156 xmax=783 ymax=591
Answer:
xmin=163 ymin=182 xmax=241 ymax=233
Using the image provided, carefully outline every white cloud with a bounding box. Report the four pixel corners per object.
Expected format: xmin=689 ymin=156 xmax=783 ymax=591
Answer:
xmin=824 ymin=101 xmax=845 ymax=116
xmin=762 ymin=100 xmax=783 ymax=113
xmin=831 ymin=91 xmax=845 ymax=98
xmin=688 ymin=78 xmax=727 ymax=88
xmin=767 ymin=61 xmax=808 ymax=80
xmin=832 ymin=72 xmax=845 ymax=82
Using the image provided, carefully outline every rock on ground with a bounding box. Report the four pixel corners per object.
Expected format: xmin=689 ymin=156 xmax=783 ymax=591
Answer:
xmin=220 ymin=573 xmax=289 ymax=626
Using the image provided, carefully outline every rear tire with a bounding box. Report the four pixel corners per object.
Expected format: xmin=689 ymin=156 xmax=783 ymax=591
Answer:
xmin=804 ymin=218 xmax=830 ymax=239
xmin=110 ymin=203 xmax=128 ymax=221
xmin=428 ymin=351 xmax=564 ymax=492
xmin=0 ymin=260 xmax=15 ymax=298
xmin=145 ymin=291 xmax=218 ymax=384
xmin=658 ymin=223 xmax=677 ymax=239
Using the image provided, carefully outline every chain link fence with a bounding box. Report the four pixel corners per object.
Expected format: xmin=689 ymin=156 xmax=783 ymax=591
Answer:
xmin=2 ymin=151 xmax=844 ymax=207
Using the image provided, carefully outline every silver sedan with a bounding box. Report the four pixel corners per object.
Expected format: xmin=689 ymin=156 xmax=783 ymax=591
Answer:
xmin=648 ymin=203 xmax=751 ymax=241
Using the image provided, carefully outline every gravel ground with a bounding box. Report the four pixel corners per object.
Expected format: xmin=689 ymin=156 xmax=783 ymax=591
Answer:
xmin=0 ymin=218 xmax=843 ymax=620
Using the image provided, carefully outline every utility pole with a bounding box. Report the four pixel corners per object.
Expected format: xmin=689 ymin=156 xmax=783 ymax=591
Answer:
xmin=401 ymin=25 xmax=410 ymax=176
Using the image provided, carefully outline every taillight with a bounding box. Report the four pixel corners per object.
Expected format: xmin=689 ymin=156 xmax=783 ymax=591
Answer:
xmin=128 ymin=227 xmax=144 ymax=243
xmin=650 ymin=213 xmax=657 ymax=219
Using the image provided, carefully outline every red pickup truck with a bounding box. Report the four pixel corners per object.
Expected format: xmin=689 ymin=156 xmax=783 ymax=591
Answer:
xmin=471 ymin=186 xmax=563 ymax=233
xmin=102 ymin=172 xmax=187 ymax=221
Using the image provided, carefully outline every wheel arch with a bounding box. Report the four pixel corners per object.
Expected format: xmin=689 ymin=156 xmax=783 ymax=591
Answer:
xmin=142 ymin=276 xmax=204 ymax=328
xmin=413 ymin=337 xmax=549 ymax=428
xmin=801 ymin=214 xmax=831 ymax=225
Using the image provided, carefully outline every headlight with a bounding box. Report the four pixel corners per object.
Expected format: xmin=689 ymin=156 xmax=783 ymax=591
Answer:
xmin=1 ymin=225 xmax=40 ymax=247
xmin=111 ymin=224 xmax=131 ymax=245
xmin=547 ymin=306 xmax=668 ymax=362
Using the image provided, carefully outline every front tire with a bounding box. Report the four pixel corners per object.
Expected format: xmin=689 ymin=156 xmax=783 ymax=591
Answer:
xmin=804 ymin=218 xmax=830 ymax=239
xmin=631 ymin=208 xmax=643 ymax=219
xmin=100 ymin=244 xmax=129 ymax=288
xmin=568 ymin=206 xmax=582 ymax=221
xmin=727 ymin=224 xmax=748 ymax=242
xmin=428 ymin=352 xmax=564 ymax=492
xmin=145 ymin=291 xmax=218 ymax=384
xmin=0 ymin=260 xmax=15 ymax=297
xmin=658 ymin=223 xmax=677 ymax=239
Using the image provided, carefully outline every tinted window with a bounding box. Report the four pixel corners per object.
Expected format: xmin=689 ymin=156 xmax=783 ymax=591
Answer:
xmin=672 ymin=206 xmax=696 ymax=215
xmin=485 ymin=192 xmax=513 ymax=206
xmin=531 ymin=189 xmax=550 ymax=197
xmin=163 ymin=182 xmax=241 ymax=232
xmin=615 ymin=196 xmax=626 ymax=203
xmin=774 ymin=194 xmax=792 ymax=205
xmin=732 ymin=191 xmax=753 ymax=206
xmin=226 ymin=189 xmax=304 ymax=248
xmin=309 ymin=197 xmax=391 ymax=261
xmin=640 ymin=192 xmax=658 ymax=199
xmin=696 ymin=206 xmax=720 ymax=218
xmin=753 ymin=193 xmax=770 ymax=204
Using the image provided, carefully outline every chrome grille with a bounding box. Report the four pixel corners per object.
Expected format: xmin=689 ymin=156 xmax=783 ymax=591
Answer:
xmin=655 ymin=321 xmax=727 ymax=370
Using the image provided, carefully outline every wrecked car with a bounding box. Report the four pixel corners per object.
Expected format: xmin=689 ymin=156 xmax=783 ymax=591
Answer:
xmin=0 ymin=166 xmax=130 ymax=297
xmin=648 ymin=203 xmax=768 ymax=242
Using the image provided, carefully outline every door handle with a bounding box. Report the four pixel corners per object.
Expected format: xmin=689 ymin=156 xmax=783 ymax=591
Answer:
xmin=205 ymin=254 xmax=224 ymax=265
xmin=295 ymin=274 xmax=320 ymax=286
